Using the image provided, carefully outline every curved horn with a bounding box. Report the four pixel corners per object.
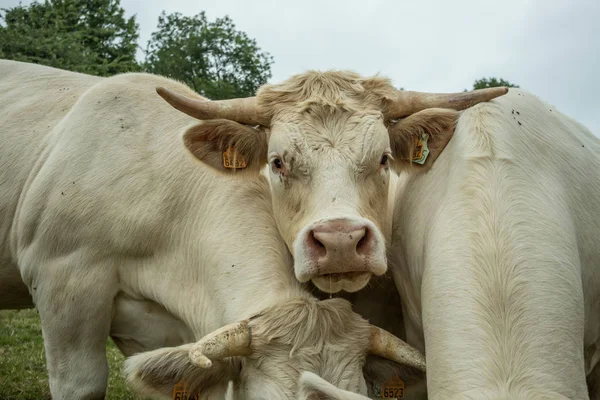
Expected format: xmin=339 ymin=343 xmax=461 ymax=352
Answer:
xmin=156 ymin=87 xmax=269 ymax=127
xmin=189 ymin=320 xmax=252 ymax=368
xmin=369 ymin=326 xmax=426 ymax=372
xmin=386 ymin=87 xmax=509 ymax=119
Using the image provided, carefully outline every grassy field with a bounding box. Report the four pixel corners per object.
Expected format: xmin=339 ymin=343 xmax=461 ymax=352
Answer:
xmin=0 ymin=309 xmax=146 ymax=400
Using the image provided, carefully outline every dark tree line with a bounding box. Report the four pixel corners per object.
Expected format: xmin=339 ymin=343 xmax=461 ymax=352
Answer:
xmin=0 ymin=0 xmax=273 ymax=99
xmin=0 ymin=0 xmax=139 ymax=76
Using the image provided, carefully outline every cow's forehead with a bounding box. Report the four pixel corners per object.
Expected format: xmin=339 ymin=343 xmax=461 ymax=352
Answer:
xmin=257 ymin=70 xmax=397 ymax=120
xmin=269 ymin=112 xmax=389 ymax=162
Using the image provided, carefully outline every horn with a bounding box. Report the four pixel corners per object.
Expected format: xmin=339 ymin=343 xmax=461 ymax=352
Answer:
xmin=368 ymin=326 xmax=426 ymax=372
xmin=188 ymin=320 xmax=252 ymax=368
xmin=156 ymin=87 xmax=270 ymax=127
xmin=386 ymin=87 xmax=509 ymax=119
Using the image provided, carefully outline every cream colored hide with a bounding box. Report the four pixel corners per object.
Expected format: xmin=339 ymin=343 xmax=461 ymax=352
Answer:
xmin=0 ymin=60 xmax=423 ymax=400
xmin=125 ymin=297 xmax=426 ymax=400
xmin=156 ymin=74 xmax=507 ymax=294
xmin=389 ymin=89 xmax=600 ymax=399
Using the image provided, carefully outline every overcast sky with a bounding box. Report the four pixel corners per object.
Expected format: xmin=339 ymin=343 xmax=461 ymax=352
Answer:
xmin=4 ymin=0 xmax=599 ymax=135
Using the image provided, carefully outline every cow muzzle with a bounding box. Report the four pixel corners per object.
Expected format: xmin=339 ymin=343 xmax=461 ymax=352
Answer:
xmin=294 ymin=217 xmax=387 ymax=293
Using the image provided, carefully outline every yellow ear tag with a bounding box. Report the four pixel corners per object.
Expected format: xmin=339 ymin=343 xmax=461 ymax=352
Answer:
xmin=412 ymin=134 xmax=430 ymax=165
xmin=223 ymin=146 xmax=247 ymax=169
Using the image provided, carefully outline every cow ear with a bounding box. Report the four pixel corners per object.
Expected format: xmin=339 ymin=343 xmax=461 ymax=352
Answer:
xmin=123 ymin=344 xmax=237 ymax=399
xmin=388 ymin=108 xmax=459 ymax=172
xmin=183 ymin=119 xmax=268 ymax=175
xmin=362 ymin=355 xmax=427 ymax=399
xmin=298 ymin=371 xmax=370 ymax=400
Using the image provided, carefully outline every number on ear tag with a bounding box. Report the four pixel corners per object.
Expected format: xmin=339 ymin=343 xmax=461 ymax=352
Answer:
xmin=223 ymin=146 xmax=247 ymax=169
xmin=172 ymin=380 xmax=200 ymax=400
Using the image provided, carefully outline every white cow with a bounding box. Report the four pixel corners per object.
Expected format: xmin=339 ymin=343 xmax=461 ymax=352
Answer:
xmin=154 ymin=73 xmax=506 ymax=294
xmin=388 ymin=89 xmax=600 ymax=399
xmin=0 ymin=60 xmax=425 ymax=400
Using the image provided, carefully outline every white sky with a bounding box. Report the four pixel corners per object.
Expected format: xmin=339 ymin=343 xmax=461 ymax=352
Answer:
xmin=3 ymin=0 xmax=599 ymax=135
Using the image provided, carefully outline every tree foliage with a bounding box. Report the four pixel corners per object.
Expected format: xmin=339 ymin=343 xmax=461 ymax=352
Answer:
xmin=143 ymin=11 xmax=273 ymax=99
xmin=472 ymin=77 xmax=519 ymax=90
xmin=0 ymin=0 xmax=139 ymax=76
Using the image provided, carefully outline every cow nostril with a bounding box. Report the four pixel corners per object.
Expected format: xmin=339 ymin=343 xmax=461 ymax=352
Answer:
xmin=310 ymin=231 xmax=325 ymax=248
xmin=308 ymin=230 xmax=327 ymax=258
xmin=355 ymin=227 xmax=371 ymax=255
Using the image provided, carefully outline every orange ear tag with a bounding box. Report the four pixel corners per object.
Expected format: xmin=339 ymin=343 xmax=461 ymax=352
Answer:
xmin=380 ymin=376 xmax=405 ymax=398
xmin=223 ymin=146 xmax=247 ymax=169
xmin=172 ymin=380 xmax=200 ymax=400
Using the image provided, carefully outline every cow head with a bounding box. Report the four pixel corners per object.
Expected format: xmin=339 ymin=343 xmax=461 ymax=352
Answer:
xmin=124 ymin=298 xmax=425 ymax=399
xmin=158 ymin=72 xmax=507 ymax=293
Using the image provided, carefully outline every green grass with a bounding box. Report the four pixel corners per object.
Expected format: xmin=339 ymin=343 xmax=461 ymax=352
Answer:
xmin=0 ymin=309 xmax=147 ymax=400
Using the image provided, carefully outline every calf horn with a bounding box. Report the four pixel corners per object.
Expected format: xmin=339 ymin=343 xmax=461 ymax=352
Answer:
xmin=188 ymin=320 xmax=252 ymax=368
xmin=368 ymin=326 xmax=426 ymax=372
xmin=386 ymin=87 xmax=509 ymax=119
xmin=156 ymin=87 xmax=269 ymax=127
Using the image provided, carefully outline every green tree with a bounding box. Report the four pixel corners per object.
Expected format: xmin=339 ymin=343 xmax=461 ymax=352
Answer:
xmin=144 ymin=12 xmax=273 ymax=99
xmin=472 ymin=77 xmax=519 ymax=90
xmin=0 ymin=0 xmax=139 ymax=76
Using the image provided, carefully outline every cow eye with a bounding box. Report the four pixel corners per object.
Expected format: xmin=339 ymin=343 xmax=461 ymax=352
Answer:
xmin=380 ymin=154 xmax=389 ymax=166
xmin=272 ymin=158 xmax=283 ymax=170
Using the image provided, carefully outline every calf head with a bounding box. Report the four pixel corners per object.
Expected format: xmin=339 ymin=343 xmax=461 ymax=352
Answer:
xmin=158 ymin=72 xmax=507 ymax=293
xmin=124 ymin=298 xmax=425 ymax=399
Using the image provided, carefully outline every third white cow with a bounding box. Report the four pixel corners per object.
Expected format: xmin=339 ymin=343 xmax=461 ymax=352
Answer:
xmin=389 ymin=89 xmax=600 ymax=399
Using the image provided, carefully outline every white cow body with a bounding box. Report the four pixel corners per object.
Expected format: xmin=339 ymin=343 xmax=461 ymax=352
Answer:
xmin=0 ymin=60 xmax=421 ymax=399
xmin=389 ymin=89 xmax=600 ymax=399
xmin=0 ymin=59 xmax=292 ymax=398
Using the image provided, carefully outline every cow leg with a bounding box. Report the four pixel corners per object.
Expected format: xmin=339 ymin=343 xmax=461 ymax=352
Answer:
xmin=32 ymin=263 xmax=117 ymax=400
